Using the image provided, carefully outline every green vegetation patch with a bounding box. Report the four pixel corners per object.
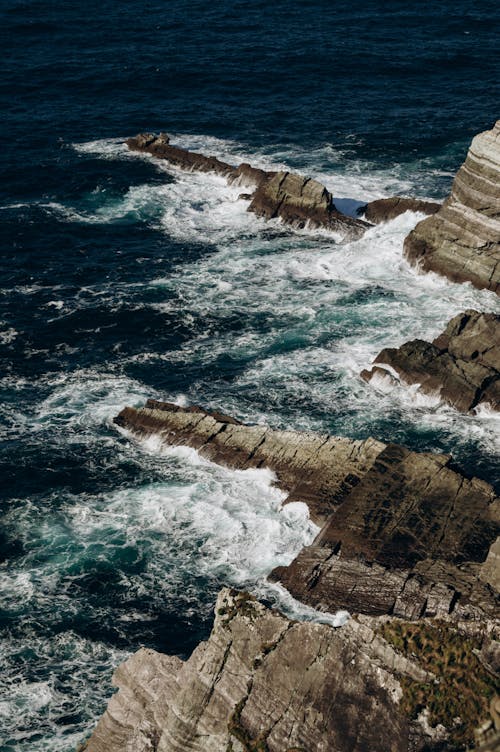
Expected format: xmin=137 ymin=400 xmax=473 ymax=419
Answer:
xmin=379 ymin=620 xmax=498 ymax=751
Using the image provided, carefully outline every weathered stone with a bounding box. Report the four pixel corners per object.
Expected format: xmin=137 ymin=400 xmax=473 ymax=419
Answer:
xmin=248 ymin=170 xmax=368 ymax=237
xmin=361 ymin=309 xmax=500 ymax=412
xmin=115 ymin=401 xmax=499 ymax=619
xmin=359 ymin=197 xmax=441 ymax=224
xmin=84 ymin=589 xmax=464 ymax=752
xmin=403 ymin=119 xmax=500 ymax=293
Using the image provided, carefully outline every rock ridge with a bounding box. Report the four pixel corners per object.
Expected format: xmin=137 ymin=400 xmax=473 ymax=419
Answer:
xmin=126 ymin=132 xmax=367 ymax=239
xmin=114 ymin=401 xmax=499 ymax=620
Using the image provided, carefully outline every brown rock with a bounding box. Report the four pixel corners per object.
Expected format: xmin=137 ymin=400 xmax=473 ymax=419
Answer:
xmin=114 ymin=401 xmax=499 ymax=619
xmin=359 ymin=197 xmax=441 ymax=223
xmin=362 ymin=309 xmax=500 ymax=413
xmin=248 ymin=170 xmax=368 ymax=238
xmin=403 ymin=120 xmax=500 ymax=293
xmin=125 ymin=134 xmax=368 ymax=239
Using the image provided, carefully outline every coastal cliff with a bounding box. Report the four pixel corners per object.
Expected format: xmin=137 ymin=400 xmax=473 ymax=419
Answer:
xmin=361 ymin=309 xmax=500 ymax=413
xmin=404 ymin=120 xmax=500 ymax=293
xmin=83 ymin=588 xmax=499 ymax=752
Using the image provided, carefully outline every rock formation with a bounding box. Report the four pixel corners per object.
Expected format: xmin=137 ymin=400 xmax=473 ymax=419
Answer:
xmin=114 ymin=401 xmax=499 ymax=621
xmin=361 ymin=309 xmax=500 ymax=413
xmin=83 ymin=588 xmax=498 ymax=752
xmin=126 ymin=133 xmax=368 ymax=239
xmin=404 ymin=120 xmax=500 ymax=293
xmin=358 ymin=197 xmax=441 ymax=224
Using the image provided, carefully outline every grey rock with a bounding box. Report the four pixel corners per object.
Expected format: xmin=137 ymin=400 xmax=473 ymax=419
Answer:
xmin=404 ymin=120 xmax=500 ymax=293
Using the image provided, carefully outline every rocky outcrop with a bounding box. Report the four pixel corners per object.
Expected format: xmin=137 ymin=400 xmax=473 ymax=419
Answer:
xmin=115 ymin=401 xmax=500 ymax=620
xmin=403 ymin=120 xmax=500 ymax=293
xmin=126 ymin=133 xmax=368 ymax=239
xmin=361 ymin=310 xmax=500 ymax=413
xmin=84 ymin=588 xmax=498 ymax=752
xmin=247 ymin=170 xmax=369 ymax=235
xmin=358 ymin=197 xmax=441 ymax=224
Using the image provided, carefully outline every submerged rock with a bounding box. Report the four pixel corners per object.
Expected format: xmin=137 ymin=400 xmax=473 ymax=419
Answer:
xmin=114 ymin=401 xmax=499 ymax=620
xmin=358 ymin=196 xmax=441 ymax=223
xmin=403 ymin=119 xmax=500 ymax=293
xmin=83 ymin=588 xmax=498 ymax=752
xmin=361 ymin=309 xmax=500 ymax=413
xmin=125 ymin=133 xmax=368 ymax=239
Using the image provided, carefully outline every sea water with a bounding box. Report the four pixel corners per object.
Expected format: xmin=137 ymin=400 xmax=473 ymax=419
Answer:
xmin=1 ymin=1 xmax=500 ymax=749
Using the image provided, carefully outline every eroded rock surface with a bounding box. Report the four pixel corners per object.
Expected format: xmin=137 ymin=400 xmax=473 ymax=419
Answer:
xmin=361 ymin=310 xmax=500 ymax=413
xmin=359 ymin=197 xmax=441 ymax=224
xmin=85 ymin=589 xmax=487 ymax=752
xmin=126 ymin=133 xmax=368 ymax=239
xmin=115 ymin=401 xmax=499 ymax=619
xmin=404 ymin=120 xmax=500 ymax=293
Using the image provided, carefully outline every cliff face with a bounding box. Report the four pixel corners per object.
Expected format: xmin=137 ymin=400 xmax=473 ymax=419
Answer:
xmin=361 ymin=310 xmax=500 ymax=413
xmin=114 ymin=401 xmax=499 ymax=621
xmin=404 ymin=120 xmax=500 ymax=293
xmin=85 ymin=588 xmax=497 ymax=752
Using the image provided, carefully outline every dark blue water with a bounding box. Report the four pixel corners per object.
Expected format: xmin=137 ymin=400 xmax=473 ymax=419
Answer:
xmin=1 ymin=1 xmax=499 ymax=749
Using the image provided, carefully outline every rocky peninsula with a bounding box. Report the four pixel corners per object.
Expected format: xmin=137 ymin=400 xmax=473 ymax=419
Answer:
xmin=362 ymin=310 xmax=500 ymax=413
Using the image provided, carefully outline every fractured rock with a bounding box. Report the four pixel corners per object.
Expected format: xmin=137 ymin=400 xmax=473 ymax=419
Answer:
xmin=361 ymin=309 xmax=500 ymax=413
xmin=114 ymin=401 xmax=499 ymax=619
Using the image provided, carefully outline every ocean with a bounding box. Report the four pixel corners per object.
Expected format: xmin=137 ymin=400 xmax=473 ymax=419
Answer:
xmin=1 ymin=1 xmax=499 ymax=749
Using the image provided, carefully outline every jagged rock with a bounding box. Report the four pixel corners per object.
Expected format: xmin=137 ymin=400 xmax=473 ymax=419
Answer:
xmin=125 ymin=133 xmax=368 ymax=239
xmin=403 ymin=120 xmax=500 ymax=293
xmin=114 ymin=401 xmax=499 ymax=619
xmin=361 ymin=309 xmax=500 ymax=413
xmin=248 ymin=170 xmax=369 ymax=237
xmin=358 ymin=197 xmax=441 ymax=223
xmin=84 ymin=589 xmax=471 ymax=752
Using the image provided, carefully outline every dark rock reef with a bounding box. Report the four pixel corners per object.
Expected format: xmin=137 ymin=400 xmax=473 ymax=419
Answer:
xmin=114 ymin=401 xmax=499 ymax=621
xmin=126 ymin=133 xmax=370 ymax=239
xmin=361 ymin=310 xmax=500 ymax=414
xmin=403 ymin=120 xmax=500 ymax=293
xmin=83 ymin=589 xmax=500 ymax=752
xmin=358 ymin=197 xmax=441 ymax=224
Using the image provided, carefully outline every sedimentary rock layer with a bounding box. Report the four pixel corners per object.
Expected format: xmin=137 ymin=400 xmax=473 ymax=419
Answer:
xmin=361 ymin=309 xmax=500 ymax=413
xmin=404 ymin=119 xmax=500 ymax=293
xmin=359 ymin=197 xmax=441 ymax=224
xmin=126 ymin=133 xmax=368 ymax=238
xmin=115 ymin=401 xmax=499 ymax=619
xmin=84 ymin=588 xmax=468 ymax=752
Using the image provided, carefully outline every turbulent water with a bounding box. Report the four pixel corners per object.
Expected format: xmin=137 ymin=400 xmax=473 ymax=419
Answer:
xmin=1 ymin=1 xmax=500 ymax=749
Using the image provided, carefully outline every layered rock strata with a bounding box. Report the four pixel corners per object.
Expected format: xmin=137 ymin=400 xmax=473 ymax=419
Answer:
xmin=126 ymin=133 xmax=368 ymax=238
xmin=358 ymin=197 xmax=441 ymax=224
xmin=404 ymin=119 xmax=500 ymax=293
xmin=115 ymin=401 xmax=499 ymax=620
xmin=361 ymin=309 xmax=500 ymax=413
xmin=84 ymin=588 xmax=498 ymax=752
